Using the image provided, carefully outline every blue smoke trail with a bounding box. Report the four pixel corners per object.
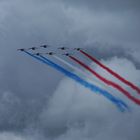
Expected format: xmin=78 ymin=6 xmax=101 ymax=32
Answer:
xmin=24 ymin=51 xmax=129 ymax=112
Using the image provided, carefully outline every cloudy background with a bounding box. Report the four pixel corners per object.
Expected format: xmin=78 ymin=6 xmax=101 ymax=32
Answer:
xmin=0 ymin=0 xmax=140 ymax=139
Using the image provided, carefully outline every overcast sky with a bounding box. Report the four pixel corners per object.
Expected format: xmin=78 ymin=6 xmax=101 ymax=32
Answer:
xmin=0 ymin=0 xmax=140 ymax=140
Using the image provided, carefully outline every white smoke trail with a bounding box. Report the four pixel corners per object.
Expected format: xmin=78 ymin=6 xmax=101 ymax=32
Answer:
xmin=53 ymin=55 xmax=106 ymax=89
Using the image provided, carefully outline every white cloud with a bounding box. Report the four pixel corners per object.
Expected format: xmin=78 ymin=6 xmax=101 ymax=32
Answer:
xmin=0 ymin=132 xmax=44 ymax=140
xmin=0 ymin=132 xmax=26 ymax=140
xmin=40 ymin=57 xmax=140 ymax=140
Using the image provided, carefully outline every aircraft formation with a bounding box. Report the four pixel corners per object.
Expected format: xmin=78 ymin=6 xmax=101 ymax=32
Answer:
xmin=18 ymin=44 xmax=140 ymax=112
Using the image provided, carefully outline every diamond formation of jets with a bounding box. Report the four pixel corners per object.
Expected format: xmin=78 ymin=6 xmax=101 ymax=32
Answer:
xmin=17 ymin=45 xmax=82 ymax=57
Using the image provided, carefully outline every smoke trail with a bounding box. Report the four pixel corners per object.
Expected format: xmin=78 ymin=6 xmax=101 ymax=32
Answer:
xmin=53 ymin=55 xmax=84 ymax=74
xmin=69 ymin=55 xmax=140 ymax=105
xmin=23 ymin=51 xmax=128 ymax=112
xmin=80 ymin=50 xmax=140 ymax=94
xmin=53 ymin=55 xmax=118 ymax=96
xmin=53 ymin=55 xmax=104 ymax=88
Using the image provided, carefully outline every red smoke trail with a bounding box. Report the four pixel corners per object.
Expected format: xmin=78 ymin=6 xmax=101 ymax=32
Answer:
xmin=69 ymin=55 xmax=140 ymax=105
xmin=24 ymin=51 xmax=129 ymax=111
xmin=80 ymin=50 xmax=140 ymax=94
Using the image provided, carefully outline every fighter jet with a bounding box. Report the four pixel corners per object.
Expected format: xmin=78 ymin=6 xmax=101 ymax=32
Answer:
xmin=40 ymin=45 xmax=48 ymax=48
xmin=17 ymin=48 xmax=25 ymax=51
xmin=34 ymin=53 xmax=41 ymax=56
xmin=58 ymin=47 xmax=69 ymax=50
xmin=62 ymin=53 xmax=72 ymax=56
xmin=45 ymin=52 xmax=56 ymax=55
xmin=28 ymin=47 xmax=38 ymax=50
xmin=74 ymin=48 xmax=82 ymax=51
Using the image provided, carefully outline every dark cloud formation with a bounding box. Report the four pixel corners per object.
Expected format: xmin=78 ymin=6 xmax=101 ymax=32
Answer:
xmin=62 ymin=0 xmax=140 ymax=12
xmin=0 ymin=0 xmax=140 ymax=139
xmin=62 ymin=0 xmax=140 ymax=53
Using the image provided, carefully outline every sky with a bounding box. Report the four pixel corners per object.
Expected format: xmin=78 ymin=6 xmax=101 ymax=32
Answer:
xmin=0 ymin=0 xmax=140 ymax=140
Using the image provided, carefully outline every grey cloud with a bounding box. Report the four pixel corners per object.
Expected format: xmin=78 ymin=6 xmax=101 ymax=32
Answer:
xmin=0 ymin=0 xmax=139 ymax=139
xmin=62 ymin=0 xmax=140 ymax=12
xmin=40 ymin=57 xmax=140 ymax=140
